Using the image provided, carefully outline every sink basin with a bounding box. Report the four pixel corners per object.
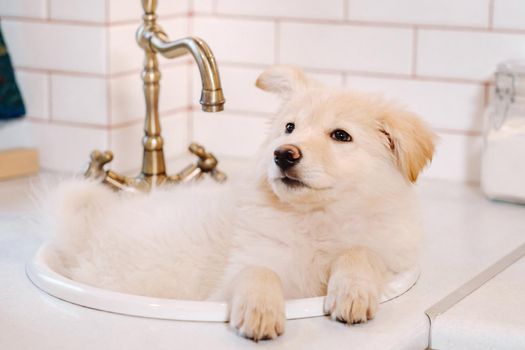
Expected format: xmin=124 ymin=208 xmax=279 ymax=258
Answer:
xmin=26 ymin=244 xmax=420 ymax=321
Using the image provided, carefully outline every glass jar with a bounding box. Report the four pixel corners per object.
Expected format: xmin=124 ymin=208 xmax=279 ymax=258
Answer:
xmin=481 ymin=60 xmax=525 ymax=204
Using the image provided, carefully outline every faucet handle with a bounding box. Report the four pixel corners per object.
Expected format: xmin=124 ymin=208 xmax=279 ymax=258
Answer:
xmin=188 ymin=143 xmax=227 ymax=182
xmin=167 ymin=143 xmax=227 ymax=184
xmin=85 ymin=150 xmax=113 ymax=180
xmin=189 ymin=143 xmax=218 ymax=172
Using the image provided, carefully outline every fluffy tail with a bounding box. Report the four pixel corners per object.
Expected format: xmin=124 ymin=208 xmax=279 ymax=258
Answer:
xmin=34 ymin=178 xmax=115 ymax=254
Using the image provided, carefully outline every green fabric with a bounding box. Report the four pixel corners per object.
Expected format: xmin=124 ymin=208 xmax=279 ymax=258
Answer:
xmin=0 ymin=25 xmax=26 ymax=120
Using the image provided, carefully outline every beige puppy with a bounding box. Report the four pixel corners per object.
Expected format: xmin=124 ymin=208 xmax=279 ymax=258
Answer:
xmin=213 ymin=66 xmax=435 ymax=339
xmin=46 ymin=66 xmax=435 ymax=341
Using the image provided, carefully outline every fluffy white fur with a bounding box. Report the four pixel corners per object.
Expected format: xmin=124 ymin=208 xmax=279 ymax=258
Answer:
xmin=44 ymin=66 xmax=435 ymax=341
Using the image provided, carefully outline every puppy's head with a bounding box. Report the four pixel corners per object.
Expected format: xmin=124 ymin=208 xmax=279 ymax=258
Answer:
xmin=256 ymin=66 xmax=436 ymax=208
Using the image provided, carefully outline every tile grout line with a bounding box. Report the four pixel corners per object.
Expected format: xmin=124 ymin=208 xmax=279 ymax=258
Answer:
xmin=106 ymin=0 xmax=112 ymax=150
xmin=15 ymin=62 xmax=487 ymax=85
xmin=112 ymin=108 xmax=190 ymax=130
xmin=434 ymin=128 xmax=482 ymax=137
xmin=105 ymin=0 xmax=110 ymax=25
xmin=28 ymin=107 xmax=189 ymax=130
xmin=343 ymin=0 xmax=349 ymax=20
xmin=411 ymin=26 xmax=418 ymax=77
xmin=45 ymin=0 xmax=50 ymax=21
xmin=488 ymin=0 xmax=495 ymax=30
xmin=47 ymin=71 xmax=53 ymax=122
xmin=274 ymin=19 xmax=280 ymax=64
xmin=483 ymin=81 xmax=491 ymax=107
xmin=14 ymin=60 xmax=190 ymax=79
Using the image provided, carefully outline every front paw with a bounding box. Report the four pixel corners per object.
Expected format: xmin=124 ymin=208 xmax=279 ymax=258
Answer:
xmin=323 ymin=276 xmax=379 ymax=324
xmin=230 ymin=291 xmax=285 ymax=341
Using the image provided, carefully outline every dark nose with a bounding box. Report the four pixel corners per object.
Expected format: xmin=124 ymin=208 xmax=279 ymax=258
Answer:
xmin=274 ymin=144 xmax=302 ymax=171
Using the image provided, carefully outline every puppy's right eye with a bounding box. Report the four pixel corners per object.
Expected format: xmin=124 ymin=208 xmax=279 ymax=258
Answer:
xmin=285 ymin=122 xmax=295 ymax=134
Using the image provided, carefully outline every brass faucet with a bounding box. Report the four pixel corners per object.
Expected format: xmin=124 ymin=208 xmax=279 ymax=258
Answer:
xmin=84 ymin=0 xmax=226 ymax=192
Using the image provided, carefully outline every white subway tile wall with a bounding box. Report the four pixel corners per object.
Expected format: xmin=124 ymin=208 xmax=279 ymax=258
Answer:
xmin=425 ymin=133 xmax=483 ymax=183
xmin=193 ymin=65 xmax=280 ymax=114
xmin=108 ymin=121 xmax=144 ymax=172
xmin=51 ymin=74 xmax=108 ymax=125
xmin=15 ymin=71 xmax=49 ymax=120
xmin=31 ymin=122 xmax=108 ymax=173
xmin=109 ymin=73 xmax=147 ymax=126
xmin=109 ymin=23 xmax=145 ymax=74
xmin=109 ymin=0 xmax=188 ymax=23
xmin=345 ymin=76 xmax=486 ymax=132
xmin=280 ymin=22 xmax=413 ymax=74
xmin=193 ymin=0 xmax=215 ymax=14
xmin=187 ymin=0 xmax=524 ymax=183
xmin=190 ymin=65 xmax=343 ymax=115
xmin=110 ymin=63 xmax=188 ymax=125
xmin=216 ymin=0 xmax=345 ymax=20
xmin=158 ymin=64 xmax=190 ymax=112
xmin=193 ymin=111 xmax=270 ymax=157
xmin=192 ymin=16 xmax=275 ymax=64
xmin=0 ymin=0 xmax=47 ymax=19
xmin=307 ymin=71 xmax=345 ymax=87
xmin=493 ymin=0 xmax=525 ymax=30
xmin=3 ymin=0 xmax=525 ymax=182
xmin=50 ymin=0 xmax=106 ymax=23
xmin=2 ymin=1 xmax=191 ymax=174
xmin=2 ymin=20 xmax=107 ymax=74
xmin=347 ymin=0 xmax=490 ymax=28
xmin=109 ymin=18 xmax=188 ymax=74
xmin=417 ymin=30 xmax=525 ymax=81
xmin=108 ymin=112 xmax=188 ymax=172
xmin=160 ymin=113 xmax=190 ymax=161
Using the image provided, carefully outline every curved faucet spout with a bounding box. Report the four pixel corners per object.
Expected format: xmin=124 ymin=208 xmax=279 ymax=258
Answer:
xmin=85 ymin=1 xmax=227 ymax=192
xmin=149 ymin=35 xmax=225 ymax=112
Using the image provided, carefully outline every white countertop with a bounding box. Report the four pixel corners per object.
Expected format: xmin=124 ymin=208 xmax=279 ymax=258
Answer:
xmin=1 ymin=167 xmax=524 ymax=350
xmin=432 ymin=254 xmax=525 ymax=350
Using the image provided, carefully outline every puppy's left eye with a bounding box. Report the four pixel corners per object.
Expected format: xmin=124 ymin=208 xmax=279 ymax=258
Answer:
xmin=330 ymin=129 xmax=353 ymax=142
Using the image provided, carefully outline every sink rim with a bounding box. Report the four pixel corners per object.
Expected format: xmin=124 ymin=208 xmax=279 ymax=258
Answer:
xmin=26 ymin=244 xmax=420 ymax=322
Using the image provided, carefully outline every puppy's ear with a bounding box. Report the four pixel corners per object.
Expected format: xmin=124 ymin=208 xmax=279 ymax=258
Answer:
xmin=379 ymin=109 xmax=436 ymax=183
xmin=255 ymin=65 xmax=316 ymax=98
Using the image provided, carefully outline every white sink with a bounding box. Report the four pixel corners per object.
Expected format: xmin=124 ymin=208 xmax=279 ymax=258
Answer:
xmin=26 ymin=244 xmax=420 ymax=322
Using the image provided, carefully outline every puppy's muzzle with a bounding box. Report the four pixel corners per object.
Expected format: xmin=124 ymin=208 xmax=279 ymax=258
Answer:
xmin=274 ymin=144 xmax=302 ymax=171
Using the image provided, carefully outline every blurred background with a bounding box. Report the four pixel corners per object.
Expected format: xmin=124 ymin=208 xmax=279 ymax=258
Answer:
xmin=1 ymin=0 xmax=525 ymax=183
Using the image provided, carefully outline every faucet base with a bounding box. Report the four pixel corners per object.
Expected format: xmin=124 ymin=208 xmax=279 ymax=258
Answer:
xmin=84 ymin=143 xmax=227 ymax=192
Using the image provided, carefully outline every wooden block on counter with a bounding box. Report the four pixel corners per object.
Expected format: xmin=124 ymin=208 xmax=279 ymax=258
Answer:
xmin=0 ymin=148 xmax=39 ymax=180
